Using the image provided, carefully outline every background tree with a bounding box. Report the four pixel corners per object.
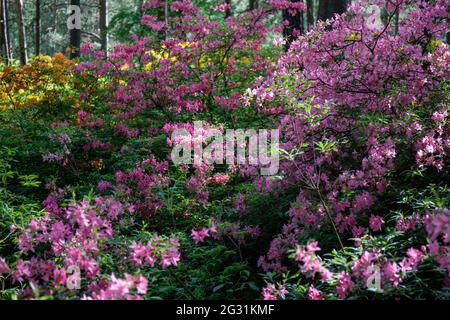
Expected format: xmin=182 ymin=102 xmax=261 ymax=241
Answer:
xmin=35 ymin=0 xmax=40 ymax=55
xmin=306 ymin=0 xmax=315 ymax=27
xmin=69 ymin=0 xmax=80 ymax=58
xmin=99 ymin=0 xmax=108 ymax=53
xmin=249 ymin=0 xmax=258 ymax=11
xmin=283 ymin=0 xmax=304 ymax=51
xmin=317 ymin=0 xmax=347 ymax=21
xmin=225 ymin=0 xmax=231 ymax=18
xmin=0 ymin=0 xmax=11 ymax=63
xmin=15 ymin=0 xmax=27 ymax=65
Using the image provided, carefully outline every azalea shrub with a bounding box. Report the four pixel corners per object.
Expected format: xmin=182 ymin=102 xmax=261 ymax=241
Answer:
xmin=0 ymin=54 xmax=75 ymax=111
xmin=0 ymin=0 xmax=449 ymax=300
xmin=249 ymin=0 xmax=450 ymax=299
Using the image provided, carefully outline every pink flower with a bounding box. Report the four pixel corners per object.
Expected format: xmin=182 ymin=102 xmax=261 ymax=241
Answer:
xmin=272 ymin=37 xmax=286 ymax=47
xmin=306 ymin=241 xmax=321 ymax=253
xmin=369 ymin=215 xmax=384 ymax=232
xmin=262 ymin=287 xmax=277 ymax=300
xmin=261 ymin=284 xmax=287 ymax=300
xmin=432 ymin=109 xmax=447 ymax=123
xmin=161 ymin=247 xmax=181 ymax=268
xmin=383 ymin=261 xmax=401 ymax=287
xmin=336 ymin=272 xmax=353 ymax=299
xmin=97 ymin=181 xmax=112 ymax=192
xmin=308 ymin=285 xmax=323 ymax=300
xmin=125 ymin=274 xmax=148 ymax=295
xmin=0 ymin=257 xmax=9 ymax=274
xmin=191 ymin=228 xmax=210 ymax=244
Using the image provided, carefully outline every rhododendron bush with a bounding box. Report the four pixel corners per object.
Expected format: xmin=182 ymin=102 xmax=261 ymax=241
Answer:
xmin=0 ymin=0 xmax=449 ymax=301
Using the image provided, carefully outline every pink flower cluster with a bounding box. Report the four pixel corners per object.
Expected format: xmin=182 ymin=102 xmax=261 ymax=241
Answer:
xmin=191 ymin=222 xmax=261 ymax=245
xmin=0 ymin=257 xmax=9 ymax=275
xmin=130 ymin=236 xmax=181 ymax=268
xmin=262 ymin=284 xmax=288 ymax=300
xmin=8 ymin=176 xmax=180 ymax=298
xmin=84 ymin=274 xmax=148 ymax=300
xmin=425 ymin=209 xmax=450 ymax=277
xmin=250 ymin=0 xmax=449 ymax=274
xmin=294 ymin=242 xmax=333 ymax=282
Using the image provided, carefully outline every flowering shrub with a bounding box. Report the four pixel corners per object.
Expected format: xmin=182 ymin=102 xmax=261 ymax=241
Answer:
xmin=246 ymin=0 xmax=450 ymax=299
xmin=0 ymin=54 xmax=75 ymax=111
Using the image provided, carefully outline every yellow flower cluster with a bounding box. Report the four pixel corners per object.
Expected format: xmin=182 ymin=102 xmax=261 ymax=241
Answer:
xmin=0 ymin=53 xmax=75 ymax=110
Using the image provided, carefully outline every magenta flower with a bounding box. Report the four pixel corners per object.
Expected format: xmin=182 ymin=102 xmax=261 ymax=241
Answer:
xmin=0 ymin=257 xmax=9 ymax=274
xmin=191 ymin=228 xmax=210 ymax=244
xmin=336 ymin=272 xmax=353 ymax=299
xmin=369 ymin=215 xmax=384 ymax=232
xmin=308 ymin=285 xmax=323 ymax=300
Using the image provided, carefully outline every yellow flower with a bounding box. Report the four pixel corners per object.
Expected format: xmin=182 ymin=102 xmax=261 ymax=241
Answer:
xmin=144 ymin=63 xmax=153 ymax=71
xmin=345 ymin=32 xmax=359 ymax=42
xmin=241 ymin=57 xmax=251 ymax=64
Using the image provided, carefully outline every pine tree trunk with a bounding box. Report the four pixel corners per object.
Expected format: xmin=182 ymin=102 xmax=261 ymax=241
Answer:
xmin=225 ymin=0 xmax=231 ymax=18
xmin=99 ymin=0 xmax=108 ymax=53
xmin=5 ymin=0 xmax=11 ymax=61
xmin=393 ymin=8 xmax=400 ymax=35
xmin=15 ymin=0 xmax=27 ymax=65
xmin=306 ymin=0 xmax=314 ymax=26
xmin=447 ymin=18 xmax=450 ymax=45
xmin=69 ymin=0 xmax=81 ymax=58
xmin=249 ymin=0 xmax=258 ymax=11
xmin=283 ymin=0 xmax=304 ymax=51
xmin=35 ymin=0 xmax=40 ymax=55
xmin=0 ymin=0 xmax=9 ymax=63
xmin=318 ymin=0 xmax=347 ymax=21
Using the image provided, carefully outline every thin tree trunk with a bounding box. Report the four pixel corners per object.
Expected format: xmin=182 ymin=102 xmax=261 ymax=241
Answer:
xmin=283 ymin=0 xmax=304 ymax=51
xmin=164 ymin=0 xmax=168 ymax=40
xmin=318 ymin=0 xmax=347 ymax=21
xmin=15 ymin=0 xmax=27 ymax=65
xmin=225 ymin=0 xmax=231 ymax=18
xmin=447 ymin=18 xmax=450 ymax=45
xmin=156 ymin=1 xmax=167 ymax=40
xmin=35 ymin=0 xmax=40 ymax=55
xmin=0 ymin=0 xmax=9 ymax=63
xmin=249 ymin=0 xmax=258 ymax=11
xmin=99 ymin=0 xmax=108 ymax=53
xmin=5 ymin=0 xmax=11 ymax=61
xmin=393 ymin=7 xmax=400 ymax=35
xmin=306 ymin=0 xmax=314 ymax=26
xmin=69 ymin=0 xmax=81 ymax=58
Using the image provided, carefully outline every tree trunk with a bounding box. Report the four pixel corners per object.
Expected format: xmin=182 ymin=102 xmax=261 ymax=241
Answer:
xmin=249 ymin=0 xmax=258 ymax=11
xmin=283 ymin=0 xmax=304 ymax=51
xmin=225 ymin=0 xmax=231 ymax=18
xmin=156 ymin=1 xmax=168 ymax=40
xmin=35 ymin=0 xmax=40 ymax=55
xmin=318 ymin=0 xmax=347 ymax=21
xmin=306 ymin=0 xmax=314 ymax=26
xmin=69 ymin=0 xmax=81 ymax=58
xmin=0 ymin=0 xmax=10 ymax=63
xmin=164 ymin=0 xmax=169 ymax=40
xmin=5 ymin=0 xmax=10 ymax=60
xmin=447 ymin=18 xmax=450 ymax=45
xmin=393 ymin=7 xmax=400 ymax=35
xmin=15 ymin=0 xmax=27 ymax=65
xmin=99 ymin=0 xmax=108 ymax=53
